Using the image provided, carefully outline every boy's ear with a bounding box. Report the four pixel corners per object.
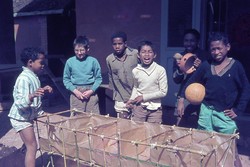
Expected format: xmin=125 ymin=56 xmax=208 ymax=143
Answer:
xmin=137 ymin=53 xmax=140 ymax=59
xmin=28 ymin=59 xmax=33 ymax=67
xmin=226 ymin=43 xmax=231 ymax=51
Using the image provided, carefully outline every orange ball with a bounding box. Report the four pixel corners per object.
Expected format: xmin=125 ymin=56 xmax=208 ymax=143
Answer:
xmin=185 ymin=83 xmax=205 ymax=105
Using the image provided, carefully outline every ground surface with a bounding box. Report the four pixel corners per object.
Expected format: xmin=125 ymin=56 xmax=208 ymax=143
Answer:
xmin=0 ymin=103 xmax=250 ymax=167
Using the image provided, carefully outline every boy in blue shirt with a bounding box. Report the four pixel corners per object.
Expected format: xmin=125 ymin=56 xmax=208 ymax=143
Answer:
xmin=63 ymin=36 xmax=102 ymax=114
xmin=178 ymin=31 xmax=250 ymax=167
xmin=179 ymin=32 xmax=250 ymax=134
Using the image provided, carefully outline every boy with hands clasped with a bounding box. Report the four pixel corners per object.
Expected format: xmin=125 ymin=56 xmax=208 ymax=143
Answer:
xmin=63 ymin=36 xmax=102 ymax=114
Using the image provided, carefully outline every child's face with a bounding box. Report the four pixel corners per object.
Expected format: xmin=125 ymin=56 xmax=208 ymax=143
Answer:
xmin=139 ymin=45 xmax=156 ymax=67
xmin=183 ymin=33 xmax=199 ymax=53
xmin=29 ymin=54 xmax=45 ymax=75
xmin=210 ymin=40 xmax=230 ymax=63
xmin=74 ymin=44 xmax=88 ymax=60
xmin=112 ymin=37 xmax=127 ymax=56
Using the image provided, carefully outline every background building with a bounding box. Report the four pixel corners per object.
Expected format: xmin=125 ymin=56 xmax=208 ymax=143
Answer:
xmin=0 ymin=0 xmax=250 ymax=113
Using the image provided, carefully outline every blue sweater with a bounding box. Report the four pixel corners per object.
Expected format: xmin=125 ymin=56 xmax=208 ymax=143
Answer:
xmin=63 ymin=55 xmax=102 ymax=92
xmin=180 ymin=58 xmax=250 ymax=113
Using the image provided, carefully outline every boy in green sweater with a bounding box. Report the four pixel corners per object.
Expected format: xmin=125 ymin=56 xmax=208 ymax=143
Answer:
xmin=63 ymin=36 xmax=102 ymax=114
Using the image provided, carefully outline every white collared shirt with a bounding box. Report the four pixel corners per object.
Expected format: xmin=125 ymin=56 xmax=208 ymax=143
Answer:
xmin=130 ymin=62 xmax=168 ymax=110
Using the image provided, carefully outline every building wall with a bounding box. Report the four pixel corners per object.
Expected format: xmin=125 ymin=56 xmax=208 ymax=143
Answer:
xmin=72 ymin=0 xmax=250 ymax=112
xmin=227 ymin=0 xmax=250 ymax=114
xmin=75 ymin=0 xmax=161 ymax=81
xmin=14 ymin=16 xmax=47 ymax=65
xmin=75 ymin=0 xmax=161 ymax=113
xmin=0 ymin=1 xmax=15 ymax=64
xmin=47 ymin=14 xmax=76 ymax=77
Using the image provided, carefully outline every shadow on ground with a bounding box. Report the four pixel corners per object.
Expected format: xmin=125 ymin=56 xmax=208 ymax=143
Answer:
xmin=0 ymin=111 xmax=12 ymax=139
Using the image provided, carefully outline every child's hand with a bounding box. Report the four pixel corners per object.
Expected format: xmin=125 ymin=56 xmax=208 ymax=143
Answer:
xmin=34 ymin=88 xmax=46 ymax=97
xmin=43 ymin=85 xmax=53 ymax=93
xmin=29 ymin=88 xmax=45 ymax=102
xmin=73 ymin=89 xmax=85 ymax=100
xmin=133 ymin=96 xmax=143 ymax=105
xmin=193 ymin=57 xmax=201 ymax=68
xmin=224 ymin=109 xmax=237 ymax=119
xmin=177 ymin=98 xmax=185 ymax=117
xmin=173 ymin=53 xmax=183 ymax=61
xmin=82 ymin=90 xmax=94 ymax=99
xmin=126 ymin=100 xmax=134 ymax=109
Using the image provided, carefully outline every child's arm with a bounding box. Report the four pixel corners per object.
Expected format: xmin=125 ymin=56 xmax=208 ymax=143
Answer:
xmin=231 ymin=62 xmax=250 ymax=114
xmin=126 ymin=73 xmax=138 ymax=109
xmin=91 ymin=59 xmax=102 ymax=92
xmin=224 ymin=109 xmax=237 ymax=119
xmin=177 ymin=62 xmax=206 ymax=116
xmin=14 ymin=79 xmax=36 ymax=109
xmin=29 ymin=88 xmax=44 ymax=102
xmin=29 ymin=86 xmax=53 ymax=102
xmin=63 ymin=61 xmax=76 ymax=92
xmin=173 ymin=57 xmax=185 ymax=84
xmin=106 ymin=59 xmax=114 ymax=90
xmin=176 ymin=97 xmax=185 ymax=117
xmin=179 ymin=62 xmax=206 ymax=98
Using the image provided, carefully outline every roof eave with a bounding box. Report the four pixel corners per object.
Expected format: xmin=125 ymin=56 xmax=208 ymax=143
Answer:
xmin=14 ymin=9 xmax=64 ymax=17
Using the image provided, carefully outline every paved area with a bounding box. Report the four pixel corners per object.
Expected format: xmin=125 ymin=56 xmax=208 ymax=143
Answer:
xmin=0 ymin=103 xmax=250 ymax=166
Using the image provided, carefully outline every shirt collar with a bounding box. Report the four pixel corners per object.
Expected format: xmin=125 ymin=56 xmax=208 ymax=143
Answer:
xmin=22 ymin=66 xmax=38 ymax=77
xmin=111 ymin=48 xmax=134 ymax=62
xmin=136 ymin=62 xmax=157 ymax=75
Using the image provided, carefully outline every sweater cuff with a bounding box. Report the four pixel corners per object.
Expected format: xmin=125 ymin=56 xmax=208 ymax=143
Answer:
xmin=143 ymin=94 xmax=151 ymax=102
xmin=69 ymin=85 xmax=76 ymax=92
xmin=91 ymin=86 xmax=98 ymax=92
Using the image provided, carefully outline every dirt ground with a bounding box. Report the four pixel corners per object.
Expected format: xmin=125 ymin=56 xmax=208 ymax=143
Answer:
xmin=0 ymin=102 xmax=250 ymax=167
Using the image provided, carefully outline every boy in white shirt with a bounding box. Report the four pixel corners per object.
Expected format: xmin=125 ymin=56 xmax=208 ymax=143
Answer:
xmin=126 ymin=41 xmax=168 ymax=123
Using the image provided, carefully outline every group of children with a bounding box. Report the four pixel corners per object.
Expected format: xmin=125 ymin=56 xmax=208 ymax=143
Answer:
xmin=8 ymin=30 xmax=250 ymax=167
xmin=107 ymin=32 xmax=167 ymax=123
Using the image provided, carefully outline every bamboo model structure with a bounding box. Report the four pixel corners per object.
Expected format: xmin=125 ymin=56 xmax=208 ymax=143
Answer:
xmin=35 ymin=109 xmax=238 ymax=167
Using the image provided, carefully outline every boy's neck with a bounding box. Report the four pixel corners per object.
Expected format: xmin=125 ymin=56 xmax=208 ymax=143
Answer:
xmin=212 ymin=55 xmax=228 ymax=64
xmin=141 ymin=61 xmax=154 ymax=68
xmin=115 ymin=53 xmax=127 ymax=61
xmin=25 ymin=66 xmax=33 ymax=71
xmin=115 ymin=48 xmax=127 ymax=58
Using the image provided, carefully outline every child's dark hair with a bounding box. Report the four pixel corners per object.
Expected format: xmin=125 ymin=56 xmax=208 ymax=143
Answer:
xmin=138 ymin=40 xmax=156 ymax=53
xmin=184 ymin=29 xmax=200 ymax=40
xmin=208 ymin=32 xmax=229 ymax=45
xmin=20 ymin=47 xmax=44 ymax=65
xmin=73 ymin=35 xmax=89 ymax=49
xmin=111 ymin=31 xmax=127 ymax=42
